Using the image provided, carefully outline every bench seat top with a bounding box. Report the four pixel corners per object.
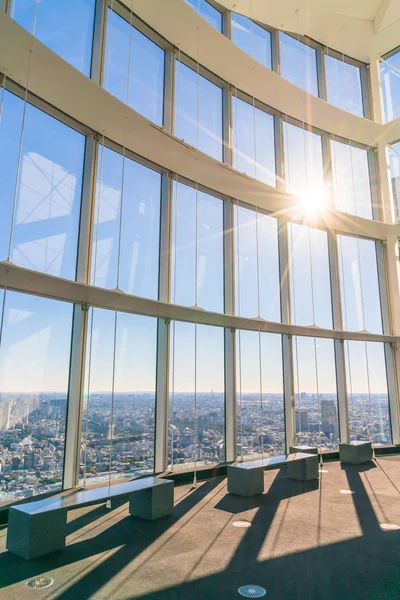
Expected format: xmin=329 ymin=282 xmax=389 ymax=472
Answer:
xmin=230 ymin=451 xmax=319 ymax=471
xmin=230 ymin=455 xmax=288 ymax=470
xmin=11 ymin=477 xmax=171 ymax=515
xmin=286 ymin=452 xmax=318 ymax=463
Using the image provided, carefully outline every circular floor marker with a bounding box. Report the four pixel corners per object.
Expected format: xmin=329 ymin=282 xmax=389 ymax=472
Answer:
xmin=26 ymin=577 xmax=54 ymax=590
xmin=340 ymin=490 xmax=355 ymax=495
xmin=238 ymin=584 xmax=267 ymax=598
xmin=380 ymin=523 xmax=400 ymax=531
xmin=233 ymin=520 xmax=252 ymax=528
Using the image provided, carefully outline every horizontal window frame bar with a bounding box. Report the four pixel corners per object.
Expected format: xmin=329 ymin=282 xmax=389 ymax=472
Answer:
xmin=1 ymin=73 xmax=95 ymax=138
xmin=0 ymin=261 xmax=395 ymax=344
xmin=175 ymin=50 xmax=228 ymax=90
xmin=109 ymin=0 xmax=174 ymax=53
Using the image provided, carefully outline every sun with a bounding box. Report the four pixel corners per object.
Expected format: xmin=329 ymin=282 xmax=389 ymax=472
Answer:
xmin=298 ymin=186 xmax=328 ymax=214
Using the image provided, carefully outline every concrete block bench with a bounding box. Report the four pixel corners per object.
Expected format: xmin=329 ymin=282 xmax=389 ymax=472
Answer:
xmin=286 ymin=452 xmax=319 ymax=481
xmin=7 ymin=476 xmax=174 ymax=560
xmin=227 ymin=455 xmax=287 ymax=496
xmin=339 ymin=441 xmax=373 ymax=464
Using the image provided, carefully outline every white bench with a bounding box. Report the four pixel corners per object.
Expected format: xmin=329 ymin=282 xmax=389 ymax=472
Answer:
xmin=227 ymin=453 xmax=319 ymax=496
xmin=7 ymin=476 xmax=174 ymax=560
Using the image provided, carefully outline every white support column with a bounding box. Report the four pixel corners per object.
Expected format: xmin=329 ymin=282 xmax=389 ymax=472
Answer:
xmin=381 ymin=233 xmax=400 ymax=443
xmin=328 ymin=231 xmax=350 ymax=443
xmin=368 ymin=54 xmax=384 ymax=125
xmin=154 ymin=173 xmax=172 ymax=472
xmin=63 ymin=304 xmax=89 ymax=489
xmin=376 ymin=141 xmax=395 ymax=224
xmin=224 ymin=200 xmax=236 ymax=462
xmin=63 ymin=136 xmax=97 ymax=490
xmin=154 ymin=318 xmax=170 ymax=473
xmin=278 ymin=218 xmax=295 ymax=452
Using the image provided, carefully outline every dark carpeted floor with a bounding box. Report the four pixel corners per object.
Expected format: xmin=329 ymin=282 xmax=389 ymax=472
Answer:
xmin=2 ymin=456 xmax=400 ymax=599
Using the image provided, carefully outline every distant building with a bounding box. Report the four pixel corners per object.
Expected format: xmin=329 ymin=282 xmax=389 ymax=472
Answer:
xmin=321 ymin=399 xmax=337 ymax=436
xmin=24 ymin=453 xmax=35 ymax=470
xmin=11 ymin=456 xmax=21 ymax=470
xmin=295 ymin=409 xmax=309 ymax=432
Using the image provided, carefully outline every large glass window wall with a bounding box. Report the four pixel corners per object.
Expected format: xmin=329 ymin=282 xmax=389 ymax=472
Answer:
xmin=380 ymin=50 xmax=400 ymax=123
xmin=10 ymin=0 xmax=96 ymax=76
xmin=236 ymin=330 xmax=284 ymax=459
xmin=103 ymin=6 xmax=165 ymax=126
xmin=169 ymin=321 xmax=225 ymax=470
xmin=0 ymin=89 xmax=85 ymax=280
xmin=325 ymin=53 xmax=364 ymax=118
xmin=1 ymin=3 xmax=399 ymax=510
xmin=231 ymin=12 xmax=272 ymax=69
xmin=0 ymin=291 xmax=73 ymax=505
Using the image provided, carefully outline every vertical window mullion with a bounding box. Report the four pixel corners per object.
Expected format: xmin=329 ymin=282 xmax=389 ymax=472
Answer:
xmin=328 ymin=231 xmax=350 ymax=443
xmin=163 ymin=49 xmax=174 ymax=132
xmin=90 ymin=0 xmax=107 ymax=85
xmin=317 ymin=47 xmax=327 ymax=100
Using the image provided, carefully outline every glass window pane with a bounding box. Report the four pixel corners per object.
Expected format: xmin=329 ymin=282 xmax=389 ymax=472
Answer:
xmin=345 ymin=341 xmax=391 ymax=446
xmin=174 ymin=61 xmax=223 ymax=161
xmin=0 ymin=291 xmax=73 ymax=505
xmin=388 ymin=143 xmax=400 ymax=221
xmin=325 ymin=55 xmax=364 ymax=117
xmin=232 ymin=96 xmax=276 ymax=185
xmin=236 ymin=331 xmax=284 ymax=459
xmin=81 ymin=309 xmax=157 ymax=485
xmin=104 ymin=8 xmax=165 ymax=126
xmin=0 ymin=90 xmax=85 ymax=280
xmin=330 ymin=139 xmax=373 ymax=220
xmin=338 ymin=235 xmax=383 ymax=334
xmin=185 ymin=0 xmax=222 ymax=31
xmin=380 ymin=52 xmax=400 ymax=123
xmin=231 ymin=13 xmax=272 ymax=69
xmin=293 ymin=336 xmax=339 ymax=450
xmin=289 ymin=223 xmax=332 ymax=329
xmin=283 ymin=121 xmax=324 ymax=196
xmin=169 ymin=322 xmax=225 ymax=470
xmin=280 ymin=33 xmax=318 ymax=96
xmin=10 ymin=0 xmax=95 ymax=76
xmin=171 ymin=182 xmax=224 ymax=313
xmin=91 ymin=145 xmax=161 ymax=300
xmin=234 ymin=205 xmax=281 ymax=321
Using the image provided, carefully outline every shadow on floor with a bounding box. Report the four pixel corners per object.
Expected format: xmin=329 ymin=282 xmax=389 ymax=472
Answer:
xmin=2 ymin=460 xmax=400 ymax=600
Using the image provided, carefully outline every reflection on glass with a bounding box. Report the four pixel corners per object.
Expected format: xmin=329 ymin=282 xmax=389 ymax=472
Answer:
xmin=236 ymin=331 xmax=284 ymax=459
xmin=337 ymin=235 xmax=382 ymax=334
xmin=388 ymin=143 xmax=400 ymax=221
xmin=0 ymin=90 xmax=84 ymax=280
xmin=10 ymin=0 xmax=95 ymax=76
xmin=231 ymin=13 xmax=272 ymax=69
xmin=169 ymin=322 xmax=225 ymax=470
xmin=104 ymin=8 xmax=165 ymax=126
xmin=171 ymin=181 xmax=224 ymax=313
xmin=80 ymin=308 xmax=157 ymax=485
xmin=232 ymin=96 xmax=275 ymax=185
xmin=0 ymin=291 xmax=73 ymax=505
xmin=330 ymin=139 xmax=373 ymax=219
xmin=234 ymin=204 xmax=281 ymax=321
xmin=283 ymin=121 xmax=324 ymax=195
xmin=91 ymin=145 xmax=161 ymax=300
xmin=280 ymin=33 xmax=318 ymax=96
xmin=185 ymin=0 xmax=222 ymax=31
xmin=325 ymin=55 xmax=364 ymax=117
xmin=174 ymin=61 xmax=223 ymax=161
xmin=289 ymin=223 xmax=332 ymax=329
xmin=293 ymin=336 xmax=339 ymax=450
xmin=380 ymin=52 xmax=400 ymax=123
xmin=345 ymin=341 xmax=391 ymax=445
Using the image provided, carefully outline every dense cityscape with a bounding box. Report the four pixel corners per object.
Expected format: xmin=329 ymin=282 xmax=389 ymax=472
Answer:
xmin=0 ymin=390 xmax=392 ymax=505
